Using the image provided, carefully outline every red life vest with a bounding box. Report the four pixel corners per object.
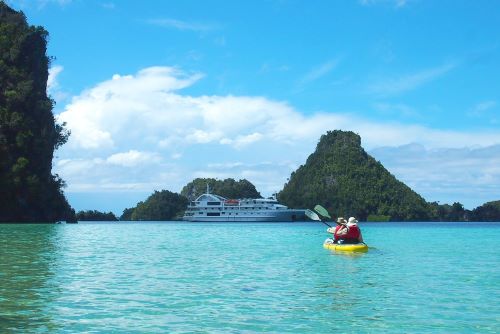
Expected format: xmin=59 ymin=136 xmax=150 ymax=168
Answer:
xmin=333 ymin=225 xmax=347 ymax=241
xmin=344 ymin=225 xmax=361 ymax=240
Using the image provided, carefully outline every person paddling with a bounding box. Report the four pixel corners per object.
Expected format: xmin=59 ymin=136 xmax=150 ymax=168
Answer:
xmin=327 ymin=217 xmax=348 ymax=243
xmin=346 ymin=217 xmax=363 ymax=243
xmin=327 ymin=216 xmax=363 ymax=244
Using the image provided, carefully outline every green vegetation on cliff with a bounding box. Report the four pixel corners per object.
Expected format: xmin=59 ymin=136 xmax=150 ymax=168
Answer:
xmin=278 ymin=130 xmax=430 ymax=221
xmin=76 ymin=210 xmax=118 ymax=221
xmin=120 ymin=190 xmax=188 ymax=221
xmin=181 ymin=178 xmax=261 ymax=200
xmin=0 ymin=3 xmax=74 ymax=222
xmin=427 ymin=200 xmax=500 ymax=222
xmin=470 ymin=200 xmax=500 ymax=221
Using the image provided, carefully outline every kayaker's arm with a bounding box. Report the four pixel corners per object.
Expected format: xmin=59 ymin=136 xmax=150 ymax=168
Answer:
xmin=327 ymin=225 xmax=348 ymax=235
xmin=336 ymin=225 xmax=349 ymax=236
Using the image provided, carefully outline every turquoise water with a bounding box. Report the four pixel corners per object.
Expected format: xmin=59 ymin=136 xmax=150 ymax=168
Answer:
xmin=1 ymin=222 xmax=499 ymax=333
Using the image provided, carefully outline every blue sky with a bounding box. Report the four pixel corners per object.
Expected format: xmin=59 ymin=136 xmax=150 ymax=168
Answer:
xmin=7 ymin=0 xmax=500 ymax=214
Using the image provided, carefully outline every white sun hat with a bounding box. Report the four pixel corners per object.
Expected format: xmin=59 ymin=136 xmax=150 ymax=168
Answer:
xmin=347 ymin=217 xmax=358 ymax=225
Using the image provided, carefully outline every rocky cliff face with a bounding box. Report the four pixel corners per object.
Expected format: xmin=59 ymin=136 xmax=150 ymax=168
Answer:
xmin=0 ymin=3 xmax=74 ymax=222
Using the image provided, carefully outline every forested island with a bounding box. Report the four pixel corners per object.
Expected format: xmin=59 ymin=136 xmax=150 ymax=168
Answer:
xmin=120 ymin=190 xmax=188 ymax=221
xmin=278 ymin=131 xmax=500 ymax=222
xmin=1 ymin=3 xmax=498 ymax=223
xmin=76 ymin=210 xmax=118 ymax=221
xmin=0 ymin=3 xmax=74 ymax=222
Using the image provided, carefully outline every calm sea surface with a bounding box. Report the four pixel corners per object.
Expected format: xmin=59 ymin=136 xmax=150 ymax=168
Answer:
xmin=1 ymin=222 xmax=499 ymax=333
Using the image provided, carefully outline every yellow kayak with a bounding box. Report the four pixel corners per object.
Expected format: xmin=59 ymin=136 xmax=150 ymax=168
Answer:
xmin=323 ymin=240 xmax=368 ymax=252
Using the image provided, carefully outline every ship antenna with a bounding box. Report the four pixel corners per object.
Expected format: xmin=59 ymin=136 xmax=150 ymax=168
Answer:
xmin=206 ymin=183 xmax=210 ymax=194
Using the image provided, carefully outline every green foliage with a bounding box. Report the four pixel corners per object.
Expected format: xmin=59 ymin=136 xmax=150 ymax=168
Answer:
xmin=367 ymin=214 xmax=391 ymax=222
xmin=119 ymin=207 xmax=134 ymax=221
xmin=122 ymin=190 xmax=188 ymax=221
xmin=0 ymin=3 xmax=74 ymax=222
xmin=470 ymin=200 xmax=500 ymax=222
xmin=181 ymin=178 xmax=261 ymax=200
xmin=427 ymin=202 xmax=469 ymax=222
xmin=76 ymin=210 xmax=118 ymax=221
xmin=278 ymin=130 xmax=431 ymax=221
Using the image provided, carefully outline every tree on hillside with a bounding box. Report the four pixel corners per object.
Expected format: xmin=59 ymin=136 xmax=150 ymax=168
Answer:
xmin=470 ymin=200 xmax=500 ymax=222
xmin=123 ymin=190 xmax=188 ymax=221
xmin=76 ymin=210 xmax=118 ymax=221
xmin=181 ymin=178 xmax=261 ymax=200
xmin=120 ymin=207 xmax=134 ymax=221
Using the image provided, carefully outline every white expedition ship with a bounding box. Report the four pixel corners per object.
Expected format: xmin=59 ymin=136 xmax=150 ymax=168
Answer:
xmin=183 ymin=188 xmax=305 ymax=222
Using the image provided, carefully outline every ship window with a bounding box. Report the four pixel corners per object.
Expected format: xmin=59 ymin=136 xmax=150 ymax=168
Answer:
xmin=207 ymin=201 xmax=221 ymax=205
xmin=199 ymin=212 xmax=203 ymax=214
xmin=207 ymin=212 xmax=220 ymax=216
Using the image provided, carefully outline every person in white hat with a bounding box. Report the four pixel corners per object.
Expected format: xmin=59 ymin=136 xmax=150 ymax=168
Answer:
xmin=346 ymin=217 xmax=363 ymax=243
xmin=347 ymin=217 xmax=357 ymax=225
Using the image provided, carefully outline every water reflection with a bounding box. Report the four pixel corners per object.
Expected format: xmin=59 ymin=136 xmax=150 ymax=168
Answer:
xmin=0 ymin=224 xmax=62 ymax=332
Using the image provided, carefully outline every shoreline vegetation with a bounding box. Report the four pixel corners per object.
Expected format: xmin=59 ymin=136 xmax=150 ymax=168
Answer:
xmin=1 ymin=3 xmax=499 ymax=224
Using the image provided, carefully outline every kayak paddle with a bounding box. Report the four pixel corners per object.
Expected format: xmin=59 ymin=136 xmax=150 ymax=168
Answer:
xmin=305 ymin=209 xmax=332 ymax=228
xmin=314 ymin=204 xmax=331 ymax=219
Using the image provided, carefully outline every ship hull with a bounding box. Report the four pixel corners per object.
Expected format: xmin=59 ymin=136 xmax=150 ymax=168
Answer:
xmin=183 ymin=210 xmax=305 ymax=222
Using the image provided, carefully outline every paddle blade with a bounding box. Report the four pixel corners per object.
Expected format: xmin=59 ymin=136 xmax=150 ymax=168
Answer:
xmin=314 ymin=205 xmax=331 ymax=219
xmin=305 ymin=209 xmax=321 ymax=221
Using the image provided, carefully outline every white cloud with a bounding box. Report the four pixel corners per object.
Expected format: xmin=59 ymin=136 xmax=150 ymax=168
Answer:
xmin=360 ymin=0 xmax=409 ymax=8
xmin=259 ymin=63 xmax=290 ymax=74
xmin=296 ymin=59 xmax=340 ymax=90
xmin=57 ymin=67 xmax=203 ymax=150
xmin=49 ymin=0 xmax=71 ymax=5
xmin=146 ymin=18 xmax=218 ymax=32
xmin=370 ymin=144 xmax=500 ymax=208
xmin=56 ymin=152 xmax=173 ymax=192
xmin=367 ymin=63 xmax=457 ymax=96
xmin=47 ymin=65 xmax=69 ymax=104
xmin=47 ymin=65 xmax=63 ymax=92
xmin=193 ymin=161 xmax=296 ymax=196
xmin=373 ymin=102 xmax=419 ymax=118
xmin=100 ymin=2 xmax=115 ymax=9
xmin=54 ymin=66 xmax=500 ymax=207
xmin=8 ymin=0 xmax=73 ymax=8
xmin=107 ymin=150 xmax=161 ymax=167
xmin=468 ymin=100 xmax=497 ymax=117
